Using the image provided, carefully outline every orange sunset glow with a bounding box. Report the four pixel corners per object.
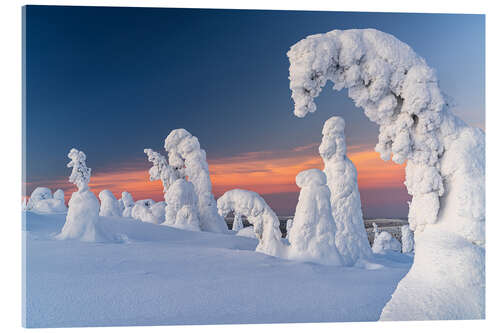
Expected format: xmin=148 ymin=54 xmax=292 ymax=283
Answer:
xmin=24 ymin=144 xmax=406 ymax=209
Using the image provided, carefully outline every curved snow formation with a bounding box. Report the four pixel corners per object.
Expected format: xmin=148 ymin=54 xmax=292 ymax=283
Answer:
xmin=164 ymin=129 xmax=228 ymax=233
xmin=98 ymin=190 xmax=122 ymax=217
xmin=287 ymin=169 xmax=344 ymax=266
xmin=217 ymin=189 xmax=285 ymax=257
xmin=57 ymin=149 xmax=105 ymax=242
xmin=288 ymin=29 xmax=484 ymax=319
xmin=319 ymin=116 xmax=372 ymax=265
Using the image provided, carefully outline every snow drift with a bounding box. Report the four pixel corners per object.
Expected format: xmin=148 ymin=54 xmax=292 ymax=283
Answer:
xmin=164 ymin=129 xmax=228 ymax=233
xmin=287 ymin=28 xmax=485 ymax=319
xmin=287 ymin=169 xmax=343 ymax=266
xmin=217 ymin=189 xmax=285 ymax=257
xmin=319 ymin=116 xmax=373 ymax=265
xmin=56 ymin=149 xmax=105 ymax=242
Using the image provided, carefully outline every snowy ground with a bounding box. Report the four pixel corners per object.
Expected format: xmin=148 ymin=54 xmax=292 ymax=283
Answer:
xmin=23 ymin=211 xmax=413 ymax=328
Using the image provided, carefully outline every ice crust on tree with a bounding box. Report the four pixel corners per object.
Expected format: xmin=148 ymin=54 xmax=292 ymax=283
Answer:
xmin=131 ymin=199 xmax=163 ymax=224
xmin=56 ymin=149 xmax=105 ymax=242
xmin=372 ymin=231 xmax=401 ymax=254
xmin=121 ymin=192 xmax=135 ymax=218
xmin=287 ymin=169 xmax=344 ymax=266
xmin=232 ymin=213 xmax=244 ymax=232
xmin=217 ymin=189 xmax=285 ymax=257
xmin=26 ymin=187 xmax=67 ymax=214
xmin=401 ymin=225 xmax=414 ymax=253
xmin=287 ymin=28 xmax=485 ymax=319
xmin=319 ymin=116 xmax=373 ymax=265
xmin=164 ymin=129 xmax=228 ymax=233
xmin=98 ymin=190 xmax=122 ymax=217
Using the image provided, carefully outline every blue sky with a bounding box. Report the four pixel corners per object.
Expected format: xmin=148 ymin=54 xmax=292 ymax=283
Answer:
xmin=24 ymin=6 xmax=484 ymax=217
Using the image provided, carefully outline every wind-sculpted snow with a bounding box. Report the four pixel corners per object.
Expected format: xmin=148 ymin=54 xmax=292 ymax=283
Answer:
xmin=131 ymin=199 xmax=164 ymax=225
xmin=401 ymin=225 xmax=414 ymax=253
xmin=165 ymin=129 xmax=227 ymax=233
xmin=319 ymin=116 xmax=372 ymax=265
xmin=372 ymin=231 xmax=402 ymax=254
xmin=98 ymin=190 xmax=122 ymax=217
xmin=217 ymin=189 xmax=285 ymax=257
xmin=288 ymin=28 xmax=485 ymax=320
xmin=287 ymin=169 xmax=343 ymax=266
xmin=56 ymin=149 xmax=106 ymax=242
xmin=163 ymin=179 xmax=201 ymax=231
xmin=121 ymin=192 xmax=135 ymax=218
xmin=26 ymin=187 xmax=67 ymax=214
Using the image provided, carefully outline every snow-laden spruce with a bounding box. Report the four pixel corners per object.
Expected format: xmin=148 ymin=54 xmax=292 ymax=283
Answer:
xmin=164 ymin=129 xmax=228 ymax=233
xmin=372 ymin=231 xmax=401 ymax=254
xmin=287 ymin=28 xmax=485 ymax=320
xmin=98 ymin=190 xmax=122 ymax=217
xmin=232 ymin=213 xmax=244 ymax=232
xmin=56 ymin=149 xmax=105 ymax=242
xmin=131 ymin=199 xmax=165 ymax=224
xmin=319 ymin=116 xmax=372 ymax=265
xmin=287 ymin=169 xmax=344 ymax=266
xmin=121 ymin=192 xmax=134 ymax=218
xmin=26 ymin=187 xmax=67 ymax=213
xmin=401 ymin=225 xmax=414 ymax=253
xmin=217 ymin=189 xmax=285 ymax=257
xmin=163 ymin=179 xmax=201 ymax=231
xmin=285 ymin=219 xmax=293 ymax=240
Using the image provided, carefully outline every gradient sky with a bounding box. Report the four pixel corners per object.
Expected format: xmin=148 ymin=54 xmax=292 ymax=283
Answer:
xmin=23 ymin=6 xmax=485 ymax=218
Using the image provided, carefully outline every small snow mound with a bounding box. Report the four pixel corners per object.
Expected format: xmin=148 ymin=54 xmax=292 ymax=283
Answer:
xmin=372 ymin=231 xmax=401 ymax=254
xmin=27 ymin=187 xmax=67 ymax=214
xmin=236 ymin=226 xmax=257 ymax=239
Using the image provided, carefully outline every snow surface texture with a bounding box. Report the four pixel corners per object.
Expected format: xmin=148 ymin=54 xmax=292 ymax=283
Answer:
xmin=217 ymin=189 xmax=286 ymax=257
xmin=164 ymin=129 xmax=228 ymax=233
xmin=287 ymin=169 xmax=343 ymax=266
xmin=287 ymin=28 xmax=485 ymax=320
xmin=98 ymin=190 xmax=122 ymax=217
xmin=372 ymin=231 xmax=402 ymax=254
xmin=319 ymin=116 xmax=373 ymax=265
xmin=24 ymin=211 xmax=413 ymax=327
xmin=121 ymin=192 xmax=134 ymax=218
xmin=232 ymin=213 xmax=244 ymax=232
xmin=401 ymin=225 xmax=414 ymax=253
xmin=236 ymin=226 xmax=257 ymax=239
xmin=56 ymin=149 xmax=105 ymax=242
xmin=26 ymin=187 xmax=67 ymax=214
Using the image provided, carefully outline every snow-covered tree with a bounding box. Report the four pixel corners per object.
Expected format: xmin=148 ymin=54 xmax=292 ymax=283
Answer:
xmin=26 ymin=187 xmax=67 ymax=214
xmin=98 ymin=190 xmax=122 ymax=217
xmin=372 ymin=222 xmax=379 ymax=237
xmin=53 ymin=189 xmax=65 ymax=203
xmin=131 ymin=199 xmax=163 ymax=224
xmin=285 ymin=219 xmax=293 ymax=240
xmin=287 ymin=28 xmax=484 ymax=319
xmin=56 ymin=149 xmax=104 ymax=242
xmin=287 ymin=169 xmax=344 ymax=266
xmin=217 ymin=189 xmax=285 ymax=257
xmin=232 ymin=213 xmax=244 ymax=232
xmin=319 ymin=116 xmax=372 ymax=265
xmin=164 ymin=129 xmax=228 ymax=233
xmin=372 ymin=231 xmax=402 ymax=254
xmin=163 ymin=179 xmax=201 ymax=231
xmin=401 ymin=225 xmax=414 ymax=253
xmin=121 ymin=191 xmax=135 ymax=218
